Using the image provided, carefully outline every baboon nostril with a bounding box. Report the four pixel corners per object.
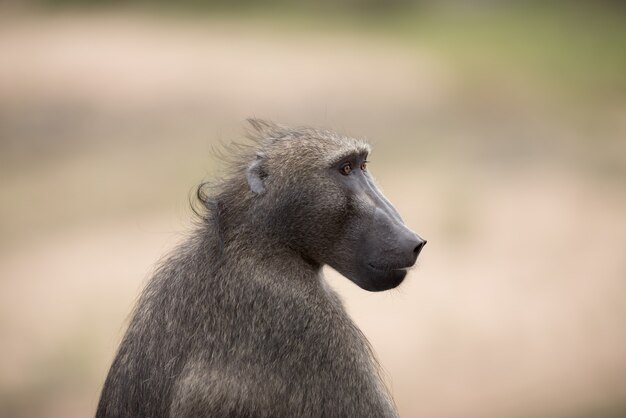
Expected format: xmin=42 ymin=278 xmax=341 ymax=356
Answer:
xmin=413 ymin=240 xmax=426 ymax=257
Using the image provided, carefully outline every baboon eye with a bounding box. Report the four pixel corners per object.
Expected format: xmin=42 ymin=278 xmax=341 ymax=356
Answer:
xmin=361 ymin=161 xmax=368 ymax=171
xmin=339 ymin=162 xmax=352 ymax=175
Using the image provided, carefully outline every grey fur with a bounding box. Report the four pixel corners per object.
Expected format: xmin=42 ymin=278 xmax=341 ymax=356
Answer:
xmin=96 ymin=120 xmax=401 ymax=418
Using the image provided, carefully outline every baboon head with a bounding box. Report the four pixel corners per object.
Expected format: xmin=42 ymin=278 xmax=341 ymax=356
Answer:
xmin=244 ymin=119 xmax=426 ymax=291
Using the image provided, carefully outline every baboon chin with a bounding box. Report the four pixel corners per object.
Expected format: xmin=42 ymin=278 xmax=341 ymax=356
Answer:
xmin=96 ymin=119 xmax=426 ymax=418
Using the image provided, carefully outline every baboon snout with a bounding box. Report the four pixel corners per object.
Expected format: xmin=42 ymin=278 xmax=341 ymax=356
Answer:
xmin=395 ymin=228 xmax=426 ymax=267
xmin=368 ymin=205 xmax=425 ymax=268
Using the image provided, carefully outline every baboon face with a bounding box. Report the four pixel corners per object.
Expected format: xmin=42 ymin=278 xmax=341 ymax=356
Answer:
xmin=320 ymin=150 xmax=425 ymax=291
xmin=246 ymin=122 xmax=425 ymax=291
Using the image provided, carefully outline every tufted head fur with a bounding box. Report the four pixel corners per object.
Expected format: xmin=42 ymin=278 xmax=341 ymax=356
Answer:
xmin=196 ymin=119 xmax=424 ymax=292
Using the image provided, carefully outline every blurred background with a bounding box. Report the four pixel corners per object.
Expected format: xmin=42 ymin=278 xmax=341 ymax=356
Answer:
xmin=1 ymin=1 xmax=625 ymax=417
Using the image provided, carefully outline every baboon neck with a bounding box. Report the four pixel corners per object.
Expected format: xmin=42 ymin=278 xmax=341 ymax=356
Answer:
xmin=226 ymin=225 xmax=322 ymax=277
xmin=203 ymin=195 xmax=323 ymax=284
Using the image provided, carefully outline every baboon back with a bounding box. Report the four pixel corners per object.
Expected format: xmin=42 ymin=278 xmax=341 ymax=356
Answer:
xmin=96 ymin=229 xmax=396 ymax=417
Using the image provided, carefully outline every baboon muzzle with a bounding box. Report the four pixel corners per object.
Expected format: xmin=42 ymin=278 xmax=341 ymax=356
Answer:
xmin=335 ymin=171 xmax=426 ymax=292
xmin=364 ymin=204 xmax=426 ymax=277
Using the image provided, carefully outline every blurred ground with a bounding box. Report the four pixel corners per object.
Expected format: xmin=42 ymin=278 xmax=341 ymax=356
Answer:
xmin=1 ymin=5 xmax=625 ymax=418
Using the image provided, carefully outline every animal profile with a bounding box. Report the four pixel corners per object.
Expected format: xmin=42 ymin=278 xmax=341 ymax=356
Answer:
xmin=96 ymin=119 xmax=426 ymax=418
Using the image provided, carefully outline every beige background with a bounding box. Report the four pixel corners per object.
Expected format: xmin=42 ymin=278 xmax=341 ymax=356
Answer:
xmin=1 ymin=5 xmax=625 ymax=417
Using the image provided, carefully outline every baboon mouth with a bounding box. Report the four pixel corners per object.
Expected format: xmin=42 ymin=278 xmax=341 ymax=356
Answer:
xmin=367 ymin=263 xmax=410 ymax=273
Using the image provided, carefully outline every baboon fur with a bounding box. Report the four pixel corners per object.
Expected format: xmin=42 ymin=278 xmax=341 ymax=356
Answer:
xmin=96 ymin=120 xmax=399 ymax=417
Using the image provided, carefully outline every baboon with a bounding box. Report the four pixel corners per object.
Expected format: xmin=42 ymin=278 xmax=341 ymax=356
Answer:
xmin=96 ymin=120 xmax=426 ymax=418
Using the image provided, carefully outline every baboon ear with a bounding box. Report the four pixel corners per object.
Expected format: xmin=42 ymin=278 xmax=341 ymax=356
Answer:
xmin=246 ymin=153 xmax=267 ymax=195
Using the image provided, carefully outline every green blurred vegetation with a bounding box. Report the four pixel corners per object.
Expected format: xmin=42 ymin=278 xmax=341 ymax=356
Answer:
xmin=397 ymin=9 xmax=626 ymax=102
xmin=27 ymin=0 xmax=626 ymax=103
